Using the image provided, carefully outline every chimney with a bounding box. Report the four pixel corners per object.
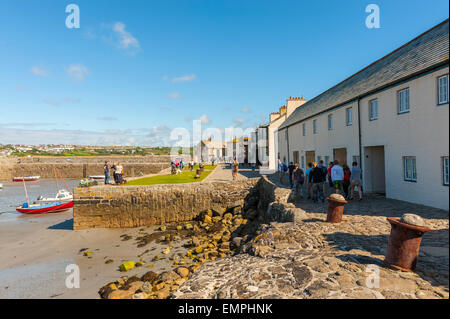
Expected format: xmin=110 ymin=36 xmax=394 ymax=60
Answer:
xmin=286 ymin=97 xmax=306 ymax=117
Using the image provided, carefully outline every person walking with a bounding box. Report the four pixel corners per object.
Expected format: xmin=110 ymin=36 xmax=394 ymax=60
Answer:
xmin=349 ymin=161 xmax=363 ymax=201
xmin=288 ymin=161 xmax=296 ymax=189
xmin=104 ymin=161 xmax=110 ymax=185
xmin=278 ymin=159 xmax=285 ymax=184
xmin=331 ymin=160 xmax=344 ymax=194
xmin=293 ymin=164 xmax=305 ymax=198
xmin=115 ymin=163 xmax=124 ymax=184
xmin=305 ymin=162 xmax=313 ymax=199
xmin=342 ymin=164 xmax=351 ymax=198
xmin=111 ymin=163 xmax=118 ymax=184
xmin=179 ymin=159 xmax=184 ymax=172
xmin=318 ymin=160 xmax=328 ymax=195
xmin=327 ymin=162 xmax=334 ymax=188
xmin=310 ymin=162 xmax=326 ymax=203
xmin=232 ymin=158 xmax=239 ymax=180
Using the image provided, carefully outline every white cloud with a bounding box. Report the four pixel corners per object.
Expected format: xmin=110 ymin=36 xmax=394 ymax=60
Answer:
xmin=112 ymin=22 xmax=140 ymax=53
xmin=233 ymin=117 xmax=245 ymax=127
xmin=97 ymin=117 xmax=117 ymax=121
xmin=42 ymin=98 xmax=61 ymax=107
xmin=67 ymin=64 xmax=89 ymax=81
xmin=241 ymin=107 xmax=251 ymax=113
xmin=31 ymin=66 xmax=47 ymax=77
xmin=199 ymin=114 xmax=211 ymax=125
xmin=172 ymin=74 xmax=196 ymax=83
xmin=168 ymin=92 xmax=180 ymax=99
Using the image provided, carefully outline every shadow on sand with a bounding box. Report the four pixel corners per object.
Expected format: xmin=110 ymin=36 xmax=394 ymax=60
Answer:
xmin=48 ymin=218 xmax=73 ymax=230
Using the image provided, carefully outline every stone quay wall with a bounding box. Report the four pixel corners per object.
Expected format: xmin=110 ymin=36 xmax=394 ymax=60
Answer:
xmin=73 ymin=178 xmax=260 ymax=230
xmin=0 ymin=155 xmax=187 ymax=180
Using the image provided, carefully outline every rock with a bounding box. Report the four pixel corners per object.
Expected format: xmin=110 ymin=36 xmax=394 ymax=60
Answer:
xmin=135 ymin=261 xmax=144 ymax=267
xmin=232 ymin=237 xmax=243 ymax=248
xmin=83 ymin=251 xmax=93 ymax=257
xmin=140 ymin=281 xmax=152 ymax=293
xmin=204 ymin=215 xmax=212 ymax=224
xmin=191 ymin=237 xmax=201 ymax=246
xmin=157 ymin=270 xmax=181 ymax=282
xmin=105 ymin=259 xmax=114 ymax=264
xmin=329 ymin=194 xmax=346 ymax=202
xmin=185 ymin=223 xmax=193 ymax=230
xmin=153 ymin=282 xmax=165 ymax=291
xmin=119 ymin=261 xmax=135 ymax=272
xmin=132 ymin=292 xmax=148 ymax=299
xmin=246 ymin=285 xmax=259 ymax=292
xmin=399 ymin=214 xmax=425 ymax=227
xmin=162 ymin=247 xmax=171 ymax=255
xmin=176 ymin=225 xmax=183 ymax=231
xmin=155 ymin=286 xmax=171 ymax=299
xmin=223 ymin=213 xmax=233 ymax=220
xmin=159 ymin=225 xmax=167 ymax=231
xmin=99 ymin=282 xmax=117 ymax=299
xmin=107 ymin=289 xmax=135 ymax=299
xmin=176 ymin=267 xmax=190 ymax=278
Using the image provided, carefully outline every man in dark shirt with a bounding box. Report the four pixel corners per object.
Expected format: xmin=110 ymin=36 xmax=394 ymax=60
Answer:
xmin=288 ymin=162 xmax=296 ymax=189
xmin=310 ymin=162 xmax=326 ymax=203
xmin=104 ymin=161 xmax=110 ymax=185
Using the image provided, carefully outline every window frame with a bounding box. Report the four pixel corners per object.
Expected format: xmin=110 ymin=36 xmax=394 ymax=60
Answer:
xmin=403 ymin=156 xmax=417 ymax=182
xmin=302 ymin=123 xmax=306 ymax=136
xmin=328 ymin=114 xmax=333 ymax=131
xmin=346 ymin=107 xmax=353 ymax=126
xmin=438 ymin=74 xmax=449 ymax=105
xmin=313 ymin=119 xmax=318 ymax=134
xmin=443 ymin=156 xmax=449 ymax=186
xmin=397 ymin=88 xmax=410 ymax=114
xmin=369 ymin=98 xmax=378 ymax=121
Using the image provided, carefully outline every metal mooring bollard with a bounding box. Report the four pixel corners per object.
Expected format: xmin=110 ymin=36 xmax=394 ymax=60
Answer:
xmin=385 ymin=214 xmax=431 ymax=272
xmin=326 ymin=194 xmax=347 ymax=223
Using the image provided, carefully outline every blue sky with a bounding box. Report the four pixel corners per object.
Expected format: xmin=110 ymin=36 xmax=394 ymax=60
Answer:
xmin=0 ymin=0 xmax=448 ymax=146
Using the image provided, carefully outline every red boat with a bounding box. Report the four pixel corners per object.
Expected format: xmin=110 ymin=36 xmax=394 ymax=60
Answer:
xmin=16 ymin=201 xmax=73 ymax=214
xmin=13 ymin=176 xmax=40 ymax=182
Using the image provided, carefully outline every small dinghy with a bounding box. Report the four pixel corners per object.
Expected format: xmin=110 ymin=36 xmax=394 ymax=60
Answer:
xmin=13 ymin=176 xmax=40 ymax=182
xmin=88 ymin=175 xmax=105 ymax=180
xmin=34 ymin=189 xmax=73 ymax=204
xmin=16 ymin=201 xmax=73 ymax=214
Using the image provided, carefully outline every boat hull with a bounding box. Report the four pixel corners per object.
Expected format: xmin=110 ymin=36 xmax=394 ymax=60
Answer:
xmin=16 ymin=201 xmax=73 ymax=214
xmin=13 ymin=176 xmax=40 ymax=182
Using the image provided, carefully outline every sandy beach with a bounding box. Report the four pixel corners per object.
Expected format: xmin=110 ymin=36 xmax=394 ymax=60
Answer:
xmin=0 ymin=209 xmax=190 ymax=299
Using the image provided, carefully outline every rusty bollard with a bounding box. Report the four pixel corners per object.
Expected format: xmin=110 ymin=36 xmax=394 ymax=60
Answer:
xmin=326 ymin=194 xmax=347 ymax=223
xmin=384 ymin=214 xmax=431 ymax=272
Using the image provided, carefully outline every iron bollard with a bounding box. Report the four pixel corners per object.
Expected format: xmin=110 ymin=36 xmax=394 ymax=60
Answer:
xmin=384 ymin=215 xmax=431 ymax=272
xmin=326 ymin=194 xmax=347 ymax=223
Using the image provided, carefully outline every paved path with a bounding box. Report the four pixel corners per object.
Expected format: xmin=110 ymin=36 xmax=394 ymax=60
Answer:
xmin=202 ymin=164 xmax=261 ymax=183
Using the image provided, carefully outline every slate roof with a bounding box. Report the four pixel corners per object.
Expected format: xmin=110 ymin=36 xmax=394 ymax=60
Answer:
xmin=279 ymin=19 xmax=449 ymax=130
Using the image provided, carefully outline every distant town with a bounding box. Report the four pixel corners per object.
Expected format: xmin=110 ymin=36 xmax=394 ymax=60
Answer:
xmin=0 ymin=144 xmax=189 ymax=157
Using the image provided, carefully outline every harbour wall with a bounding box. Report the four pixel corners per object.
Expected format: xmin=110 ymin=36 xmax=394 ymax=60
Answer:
xmin=73 ymin=175 xmax=302 ymax=230
xmin=0 ymin=155 xmax=189 ymax=180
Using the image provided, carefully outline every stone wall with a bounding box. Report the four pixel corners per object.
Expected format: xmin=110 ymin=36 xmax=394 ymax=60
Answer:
xmin=0 ymin=155 xmax=183 ymax=180
xmin=73 ymin=178 xmax=260 ymax=230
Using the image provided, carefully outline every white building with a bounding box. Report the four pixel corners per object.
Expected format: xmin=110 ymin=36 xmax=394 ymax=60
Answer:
xmin=194 ymin=138 xmax=226 ymax=163
xmin=277 ymin=20 xmax=449 ymax=210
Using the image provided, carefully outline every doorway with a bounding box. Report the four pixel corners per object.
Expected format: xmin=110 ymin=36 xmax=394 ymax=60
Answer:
xmin=364 ymin=146 xmax=386 ymax=194
xmin=305 ymin=151 xmax=315 ymax=165
xmin=333 ymin=148 xmax=347 ymax=165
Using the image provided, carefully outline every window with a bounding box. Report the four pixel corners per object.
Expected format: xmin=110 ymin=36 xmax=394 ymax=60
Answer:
xmin=313 ymin=120 xmax=318 ymax=134
xmin=301 ymin=155 xmax=305 ymax=169
xmin=285 ymin=129 xmax=288 ymax=140
xmin=346 ymin=107 xmax=353 ymax=126
xmin=403 ymin=156 xmax=417 ymax=182
xmin=443 ymin=156 xmax=449 ymax=186
xmin=324 ymin=156 xmax=330 ymax=165
xmin=293 ymin=151 xmax=299 ymax=165
xmin=317 ymin=156 xmax=322 ymax=163
xmin=398 ymin=88 xmax=410 ymax=114
xmin=438 ymin=75 xmax=449 ymax=105
xmin=328 ymin=114 xmax=333 ymax=130
xmin=369 ymin=99 xmax=378 ymax=121
xmin=302 ymin=123 xmax=306 ymax=136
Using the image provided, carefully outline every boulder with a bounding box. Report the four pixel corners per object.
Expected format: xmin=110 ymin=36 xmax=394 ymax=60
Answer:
xmin=399 ymin=214 xmax=425 ymax=227
xmin=176 ymin=267 xmax=190 ymax=278
xmin=119 ymin=261 xmax=135 ymax=272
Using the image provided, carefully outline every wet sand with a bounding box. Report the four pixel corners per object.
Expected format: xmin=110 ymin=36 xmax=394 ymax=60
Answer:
xmin=0 ymin=210 xmax=188 ymax=299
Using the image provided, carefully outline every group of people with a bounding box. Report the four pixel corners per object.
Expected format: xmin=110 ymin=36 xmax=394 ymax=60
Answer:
xmin=170 ymin=159 xmax=185 ymax=175
xmin=278 ymin=159 xmax=363 ymax=202
xmin=103 ymin=161 xmax=124 ymax=185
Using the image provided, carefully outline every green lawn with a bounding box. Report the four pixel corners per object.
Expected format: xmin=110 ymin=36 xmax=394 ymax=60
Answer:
xmin=126 ymin=165 xmax=217 ymax=185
